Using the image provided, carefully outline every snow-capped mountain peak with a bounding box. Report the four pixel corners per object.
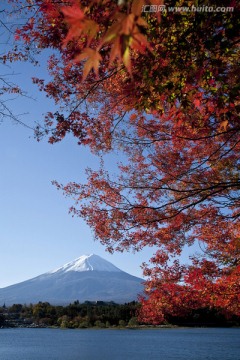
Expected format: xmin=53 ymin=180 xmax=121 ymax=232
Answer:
xmin=49 ymin=254 xmax=122 ymax=274
xmin=0 ymin=254 xmax=144 ymax=305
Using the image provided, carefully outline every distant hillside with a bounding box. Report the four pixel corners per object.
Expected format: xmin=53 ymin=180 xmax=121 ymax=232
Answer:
xmin=0 ymin=254 xmax=144 ymax=305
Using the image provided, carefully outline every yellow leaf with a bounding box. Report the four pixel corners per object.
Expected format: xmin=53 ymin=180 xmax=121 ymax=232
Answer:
xmin=123 ymin=46 xmax=131 ymax=74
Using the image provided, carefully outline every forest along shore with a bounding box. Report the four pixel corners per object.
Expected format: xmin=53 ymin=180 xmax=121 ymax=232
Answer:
xmin=0 ymin=302 xmax=239 ymax=329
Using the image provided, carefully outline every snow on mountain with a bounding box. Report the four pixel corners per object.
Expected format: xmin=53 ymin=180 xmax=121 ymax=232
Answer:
xmin=49 ymin=254 xmax=122 ymax=274
xmin=0 ymin=254 xmax=144 ymax=305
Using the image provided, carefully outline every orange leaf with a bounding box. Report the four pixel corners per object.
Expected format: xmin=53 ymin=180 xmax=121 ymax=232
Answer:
xmin=219 ymin=120 xmax=228 ymax=132
xmin=131 ymin=0 xmax=145 ymax=16
xmin=84 ymin=20 xmax=99 ymax=46
xmin=120 ymin=14 xmax=135 ymax=35
xmin=109 ymin=37 xmax=121 ymax=65
xmin=75 ymin=48 xmax=102 ymax=80
xmin=131 ymin=31 xmax=151 ymax=53
xmin=136 ymin=16 xmax=149 ymax=28
xmin=150 ymin=0 xmax=164 ymax=22
xmin=102 ymin=22 xmax=121 ymax=43
xmin=61 ymin=5 xmax=84 ymax=25
xmin=61 ymin=5 xmax=85 ymax=45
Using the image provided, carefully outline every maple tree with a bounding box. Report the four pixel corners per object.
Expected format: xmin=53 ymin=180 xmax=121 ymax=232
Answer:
xmin=10 ymin=0 xmax=240 ymax=322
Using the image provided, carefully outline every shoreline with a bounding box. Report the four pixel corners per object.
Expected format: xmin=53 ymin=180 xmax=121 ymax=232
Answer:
xmin=1 ymin=324 xmax=239 ymax=330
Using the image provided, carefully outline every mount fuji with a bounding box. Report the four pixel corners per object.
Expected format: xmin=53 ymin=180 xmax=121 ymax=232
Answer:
xmin=0 ymin=254 xmax=144 ymax=305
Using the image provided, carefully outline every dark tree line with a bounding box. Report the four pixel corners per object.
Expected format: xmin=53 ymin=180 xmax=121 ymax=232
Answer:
xmin=0 ymin=301 xmax=239 ymax=328
xmin=0 ymin=301 xmax=140 ymax=328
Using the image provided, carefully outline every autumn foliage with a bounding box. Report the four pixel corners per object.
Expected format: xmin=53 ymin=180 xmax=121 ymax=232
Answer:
xmin=10 ymin=0 xmax=240 ymax=322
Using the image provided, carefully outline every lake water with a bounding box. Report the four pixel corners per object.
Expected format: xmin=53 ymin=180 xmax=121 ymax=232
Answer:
xmin=0 ymin=328 xmax=239 ymax=360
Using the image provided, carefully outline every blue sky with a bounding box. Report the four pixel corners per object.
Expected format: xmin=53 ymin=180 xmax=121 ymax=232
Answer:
xmin=0 ymin=41 xmax=161 ymax=288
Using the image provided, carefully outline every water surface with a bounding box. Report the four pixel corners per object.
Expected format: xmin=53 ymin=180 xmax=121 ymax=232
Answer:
xmin=0 ymin=328 xmax=239 ymax=359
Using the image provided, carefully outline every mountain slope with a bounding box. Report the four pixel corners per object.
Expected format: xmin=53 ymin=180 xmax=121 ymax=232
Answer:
xmin=0 ymin=254 xmax=144 ymax=305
